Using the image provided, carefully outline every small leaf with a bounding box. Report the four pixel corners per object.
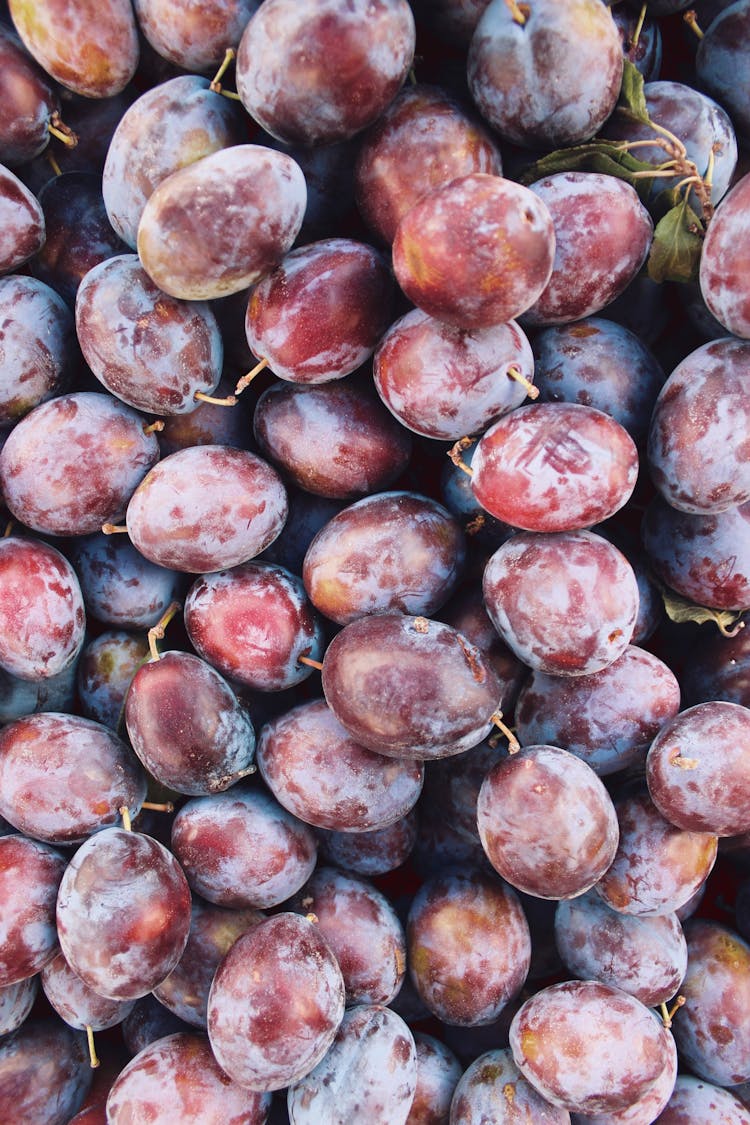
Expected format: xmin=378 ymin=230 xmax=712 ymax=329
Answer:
xmin=617 ymin=59 xmax=650 ymax=125
xmin=647 ymin=197 xmax=704 ymax=284
xmin=661 ymin=587 xmax=746 ymax=637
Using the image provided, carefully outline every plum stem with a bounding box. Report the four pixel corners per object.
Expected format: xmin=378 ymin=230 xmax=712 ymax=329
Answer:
xmin=683 ymin=10 xmax=703 ymax=38
xmin=194 ymin=390 xmax=238 ymax=407
xmin=119 ymin=806 xmax=132 ymax=832
xmin=210 ymin=48 xmax=242 ymax=100
xmin=507 ymin=364 xmax=539 ymax=400
xmin=101 ymin=523 xmax=128 ymax=535
xmin=141 ymin=801 xmax=175 ymax=813
xmin=659 ymin=994 xmax=686 ymax=1027
xmin=491 ymin=711 xmax=520 ymax=754
xmin=86 ymin=1025 xmax=100 ymax=1069
xmin=46 ymin=150 xmax=62 ymax=177
xmin=448 ymin=436 xmax=474 ymax=477
xmin=142 ymin=420 xmax=164 ymax=434
xmin=630 ymin=3 xmax=647 ymax=50
xmin=148 ymin=600 xmax=182 ymax=662
xmin=504 ymin=0 xmax=530 ymax=25
xmin=234 ymin=356 xmax=270 ymax=396
xmin=299 ymin=654 xmax=324 ymax=671
xmin=2 ymin=520 xmax=14 ymax=538
xmin=47 ymin=112 xmax=77 ymax=148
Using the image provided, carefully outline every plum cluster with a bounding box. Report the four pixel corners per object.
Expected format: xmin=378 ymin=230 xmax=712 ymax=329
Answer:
xmin=2 ymin=0 xmax=750 ymax=1122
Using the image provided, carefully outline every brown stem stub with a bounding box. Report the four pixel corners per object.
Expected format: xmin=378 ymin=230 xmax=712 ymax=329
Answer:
xmin=412 ymin=616 xmax=430 ymax=634
xmin=148 ymin=600 xmax=182 ymax=662
xmin=101 ymin=523 xmax=128 ymax=535
xmin=194 ymin=390 xmax=238 ymax=407
xmin=210 ymin=47 xmax=236 ymax=94
xmin=141 ymin=801 xmax=175 ymax=814
xmin=119 ymin=805 xmax=133 ymax=832
xmin=504 ymin=0 xmax=530 ymax=24
xmin=669 ymin=748 xmax=699 ymax=770
xmin=142 ymin=420 xmax=165 ymax=434
xmin=234 ymin=356 xmax=270 ymax=397
xmin=456 ymin=633 xmax=487 ymax=684
xmin=507 ymin=364 xmax=539 ymax=400
xmin=683 ymin=10 xmax=704 ymax=38
xmin=448 ymin=436 xmax=474 ymax=478
xmin=299 ymin=654 xmax=324 ymax=672
xmin=48 ymin=111 xmax=78 ymax=148
xmin=661 ymin=994 xmax=686 ymax=1027
xmin=491 ymin=711 xmax=520 ymax=754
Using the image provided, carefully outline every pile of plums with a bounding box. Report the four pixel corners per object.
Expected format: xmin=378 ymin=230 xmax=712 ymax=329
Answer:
xmin=2 ymin=0 xmax=750 ymax=1121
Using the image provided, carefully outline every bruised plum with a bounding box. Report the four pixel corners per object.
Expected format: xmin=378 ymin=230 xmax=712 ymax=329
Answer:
xmin=642 ymin=496 xmax=750 ymax=611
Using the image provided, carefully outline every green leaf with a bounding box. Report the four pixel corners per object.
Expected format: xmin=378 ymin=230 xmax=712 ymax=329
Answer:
xmin=617 ymin=59 xmax=650 ymax=125
xmin=518 ymin=140 xmax=661 ymax=203
xmin=661 ymin=587 xmax=746 ymax=637
xmin=646 ymin=197 xmax=704 ymax=284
